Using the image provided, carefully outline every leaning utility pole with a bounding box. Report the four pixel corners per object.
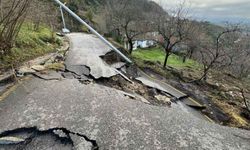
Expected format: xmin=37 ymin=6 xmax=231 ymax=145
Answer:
xmin=60 ymin=6 xmax=66 ymax=29
xmin=59 ymin=5 xmax=70 ymax=33
xmin=53 ymin=0 xmax=132 ymax=64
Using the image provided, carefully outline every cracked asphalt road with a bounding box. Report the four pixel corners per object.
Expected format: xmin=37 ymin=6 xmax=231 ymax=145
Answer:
xmin=0 ymin=33 xmax=249 ymax=149
xmin=65 ymin=33 xmax=118 ymax=79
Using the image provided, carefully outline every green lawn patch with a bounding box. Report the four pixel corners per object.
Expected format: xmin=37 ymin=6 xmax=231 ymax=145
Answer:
xmin=0 ymin=23 xmax=61 ymax=70
xmin=132 ymin=47 xmax=201 ymax=69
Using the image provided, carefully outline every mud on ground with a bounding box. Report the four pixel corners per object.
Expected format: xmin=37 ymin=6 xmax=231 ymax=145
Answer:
xmin=135 ymin=60 xmax=250 ymax=130
xmin=96 ymin=75 xmax=172 ymax=107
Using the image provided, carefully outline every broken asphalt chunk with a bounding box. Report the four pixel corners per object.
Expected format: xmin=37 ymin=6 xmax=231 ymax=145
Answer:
xmin=32 ymin=71 xmax=62 ymax=81
xmin=136 ymin=76 xmax=187 ymax=99
xmin=66 ymin=65 xmax=90 ymax=76
xmin=16 ymin=67 xmax=36 ymax=77
xmin=62 ymin=72 xmax=76 ymax=79
xmin=65 ymin=33 xmax=119 ymax=79
xmin=0 ymin=137 xmax=24 ymax=145
xmin=31 ymin=65 xmax=46 ymax=72
xmin=110 ymin=62 xmax=126 ymax=69
xmin=155 ymin=95 xmax=171 ymax=106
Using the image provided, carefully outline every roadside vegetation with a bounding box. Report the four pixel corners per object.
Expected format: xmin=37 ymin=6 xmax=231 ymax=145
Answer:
xmin=132 ymin=47 xmax=201 ymax=69
xmin=0 ymin=0 xmax=61 ymax=71
xmin=0 ymin=24 xmax=61 ymax=70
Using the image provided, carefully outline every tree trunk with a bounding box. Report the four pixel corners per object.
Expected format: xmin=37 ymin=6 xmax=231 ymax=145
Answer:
xmin=200 ymin=73 xmax=207 ymax=81
xmin=128 ymin=39 xmax=133 ymax=54
xmin=199 ymin=57 xmax=217 ymax=81
xmin=240 ymin=89 xmax=250 ymax=112
xmin=182 ymin=55 xmax=187 ymax=63
xmin=34 ymin=20 xmax=40 ymax=31
xmin=163 ymin=51 xmax=170 ymax=68
xmin=189 ymin=50 xmax=194 ymax=59
xmin=199 ymin=67 xmax=209 ymax=81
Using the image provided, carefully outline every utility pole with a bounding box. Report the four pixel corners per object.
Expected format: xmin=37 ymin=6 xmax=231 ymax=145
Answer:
xmin=60 ymin=6 xmax=66 ymax=29
xmin=53 ymin=0 xmax=132 ymax=64
xmin=60 ymin=4 xmax=70 ymax=33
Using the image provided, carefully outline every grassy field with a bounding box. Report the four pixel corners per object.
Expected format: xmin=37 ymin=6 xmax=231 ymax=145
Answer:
xmin=132 ymin=47 xmax=201 ymax=69
xmin=0 ymin=23 xmax=61 ymax=70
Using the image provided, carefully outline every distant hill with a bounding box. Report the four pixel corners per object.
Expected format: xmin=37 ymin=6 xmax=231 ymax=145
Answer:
xmin=62 ymin=0 xmax=225 ymax=41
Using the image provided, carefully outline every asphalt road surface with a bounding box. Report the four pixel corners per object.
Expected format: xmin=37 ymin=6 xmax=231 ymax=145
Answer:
xmin=0 ymin=33 xmax=249 ymax=150
xmin=65 ymin=33 xmax=118 ymax=79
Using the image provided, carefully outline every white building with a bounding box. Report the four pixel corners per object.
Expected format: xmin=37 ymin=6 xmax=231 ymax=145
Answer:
xmin=133 ymin=40 xmax=156 ymax=50
xmin=124 ymin=32 xmax=160 ymax=50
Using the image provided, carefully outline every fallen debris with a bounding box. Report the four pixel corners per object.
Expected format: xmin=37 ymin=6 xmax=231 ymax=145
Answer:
xmin=32 ymin=71 xmax=63 ymax=81
xmin=31 ymin=65 xmax=46 ymax=72
xmin=120 ymin=91 xmax=136 ymax=99
xmin=180 ymin=98 xmax=206 ymax=109
xmin=136 ymin=76 xmax=187 ymax=99
xmin=119 ymin=90 xmax=150 ymax=104
xmin=0 ymin=136 xmax=24 ymax=145
xmin=186 ymin=104 xmax=207 ymax=110
xmin=16 ymin=67 xmax=36 ymax=77
xmin=61 ymin=71 xmax=92 ymax=84
xmin=62 ymin=72 xmax=77 ymax=79
xmin=96 ymin=75 xmax=172 ymax=106
xmin=0 ymin=37 xmax=69 ymax=94
xmin=65 ymin=65 xmax=90 ymax=76
xmin=45 ymin=63 xmax=65 ymax=71
xmin=115 ymin=69 xmax=133 ymax=84
xmin=111 ymin=62 xmax=126 ymax=69
xmin=155 ymin=95 xmax=171 ymax=106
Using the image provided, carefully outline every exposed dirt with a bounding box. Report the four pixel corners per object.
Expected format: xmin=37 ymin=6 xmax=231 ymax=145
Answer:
xmin=142 ymin=67 xmax=230 ymax=123
xmin=96 ymin=75 xmax=172 ymax=106
xmin=98 ymin=50 xmax=173 ymax=106
xmin=135 ymin=60 xmax=250 ymax=129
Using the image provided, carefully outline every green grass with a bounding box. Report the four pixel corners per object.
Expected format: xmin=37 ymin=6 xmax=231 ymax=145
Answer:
xmin=132 ymin=47 xmax=201 ymax=69
xmin=0 ymin=23 xmax=61 ymax=70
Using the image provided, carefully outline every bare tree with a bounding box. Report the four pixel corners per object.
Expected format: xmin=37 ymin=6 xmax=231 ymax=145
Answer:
xmin=226 ymin=33 xmax=250 ymax=78
xmin=156 ymin=2 xmax=192 ymax=67
xmin=240 ymin=89 xmax=250 ymax=112
xmin=26 ymin=0 xmax=60 ymax=42
xmin=182 ymin=21 xmax=204 ymax=62
xmin=197 ymin=24 xmax=241 ymax=81
xmin=0 ymin=0 xmax=30 ymax=56
xmin=104 ymin=0 xmax=149 ymax=53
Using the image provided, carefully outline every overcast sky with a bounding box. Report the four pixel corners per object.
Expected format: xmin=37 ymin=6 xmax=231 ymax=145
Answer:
xmin=152 ymin=0 xmax=250 ymax=24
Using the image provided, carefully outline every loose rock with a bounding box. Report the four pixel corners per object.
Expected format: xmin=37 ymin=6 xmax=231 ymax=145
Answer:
xmin=31 ymin=65 xmax=46 ymax=72
xmin=17 ymin=67 xmax=36 ymax=76
xmin=155 ymin=95 xmax=171 ymax=106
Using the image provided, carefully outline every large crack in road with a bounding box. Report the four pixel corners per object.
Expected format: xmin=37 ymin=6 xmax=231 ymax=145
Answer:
xmin=0 ymin=127 xmax=99 ymax=150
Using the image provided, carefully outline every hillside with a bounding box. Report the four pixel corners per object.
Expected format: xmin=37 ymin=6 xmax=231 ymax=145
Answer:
xmin=0 ymin=24 xmax=61 ymax=71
